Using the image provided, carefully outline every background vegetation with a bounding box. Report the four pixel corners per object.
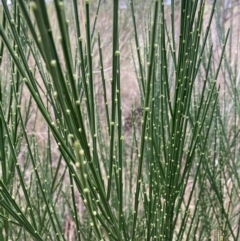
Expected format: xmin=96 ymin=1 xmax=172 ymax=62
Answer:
xmin=0 ymin=0 xmax=240 ymax=240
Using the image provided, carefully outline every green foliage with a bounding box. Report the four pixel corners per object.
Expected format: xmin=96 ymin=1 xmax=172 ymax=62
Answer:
xmin=0 ymin=0 xmax=239 ymax=240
